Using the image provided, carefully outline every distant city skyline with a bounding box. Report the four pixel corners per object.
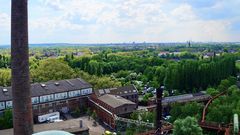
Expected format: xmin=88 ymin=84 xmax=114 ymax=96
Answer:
xmin=0 ymin=0 xmax=240 ymax=45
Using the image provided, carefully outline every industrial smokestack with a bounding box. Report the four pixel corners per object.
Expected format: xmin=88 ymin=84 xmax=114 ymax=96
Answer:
xmin=11 ymin=0 xmax=33 ymax=134
xmin=155 ymin=85 xmax=164 ymax=135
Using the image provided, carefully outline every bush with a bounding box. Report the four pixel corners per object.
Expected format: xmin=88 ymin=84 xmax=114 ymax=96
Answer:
xmin=0 ymin=109 xmax=13 ymax=129
xmin=71 ymin=107 xmax=81 ymax=118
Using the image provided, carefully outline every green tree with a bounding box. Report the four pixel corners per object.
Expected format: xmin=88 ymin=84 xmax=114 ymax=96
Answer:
xmin=76 ymin=70 xmax=121 ymax=89
xmin=206 ymin=85 xmax=240 ymax=124
xmin=0 ymin=68 xmax=11 ymax=86
xmin=31 ymin=59 xmax=75 ymax=82
xmin=92 ymin=111 xmax=97 ymax=120
xmin=170 ymin=102 xmax=203 ymax=122
xmin=206 ymin=88 xmax=219 ymax=96
xmin=0 ymin=109 xmax=13 ymax=129
xmin=173 ymin=116 xmax=203 ymax=135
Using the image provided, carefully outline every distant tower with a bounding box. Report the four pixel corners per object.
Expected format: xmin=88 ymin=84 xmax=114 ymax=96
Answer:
xmin=187 ymin=41 xmax=191 ymax=47
xmin=11 ymin=0 xmax=33 ymax=134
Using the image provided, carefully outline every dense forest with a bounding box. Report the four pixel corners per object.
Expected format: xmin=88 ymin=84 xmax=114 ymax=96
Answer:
xmin=63 ymin=51 xmax=237 ymax=93
xmin=0 ymin=46 xmax=238 ymax=95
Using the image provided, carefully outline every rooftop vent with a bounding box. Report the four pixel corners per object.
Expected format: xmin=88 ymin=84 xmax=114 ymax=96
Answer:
xmin=2 ymin=88 xmax=8 ymax=92
xmin=55 ymin=82 xmax=60 ymax=86
xmin=41 ymin=83 xmax=46 ymax=87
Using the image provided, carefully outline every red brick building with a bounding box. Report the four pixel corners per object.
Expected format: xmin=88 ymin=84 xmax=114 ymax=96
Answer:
xmin=94 ymin=85 xmax=138 ymax=104
xmin=89 ymin=85 xmax=138 ymax=128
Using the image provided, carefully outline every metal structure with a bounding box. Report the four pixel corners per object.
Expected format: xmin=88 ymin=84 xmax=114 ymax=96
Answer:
xmin=201 ymin=91 xmax=227 ymax=123
xmin=200 ymin=90 xmax=231 ymax=135
xmin=11 ymin=0 xmax=33 ymax=134
xmin=114 ymin=115 xmax=154 ymax=128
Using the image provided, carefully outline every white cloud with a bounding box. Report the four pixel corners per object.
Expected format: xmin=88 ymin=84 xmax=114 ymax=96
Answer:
xmin=171 ymin=4 xmax=197 ymax=21
xmin=30 ymin=16 xmax=83 ymax=31
xmin=0 ymin=12 xmax=10 ymax=28
xmin=27 ymin=0 xmax=240 ymax=42
xmin=0 ymin=0 xmax=238 ymax=44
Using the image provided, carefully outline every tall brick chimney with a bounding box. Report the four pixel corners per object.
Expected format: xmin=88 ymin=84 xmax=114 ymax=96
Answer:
xmin=11 ymin=0 xmax=33 ymax=134
xmin=155 ymin=85 xmax=164 ymax=135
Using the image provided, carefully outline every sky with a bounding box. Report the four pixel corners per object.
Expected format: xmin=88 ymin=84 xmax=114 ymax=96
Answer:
xmin=0 ymin=0 xmax=240 ymax=45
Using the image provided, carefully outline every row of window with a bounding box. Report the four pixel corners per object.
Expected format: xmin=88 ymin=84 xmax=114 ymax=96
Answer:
xmin=0 ymin=101 xmax=12 ymax=110
xmin=0 ymin=88 xmax=92 ymax=110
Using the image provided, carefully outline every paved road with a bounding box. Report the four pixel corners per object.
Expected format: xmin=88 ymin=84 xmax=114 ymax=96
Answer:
xmin=0 ymin=116 xmax=105 ymax=135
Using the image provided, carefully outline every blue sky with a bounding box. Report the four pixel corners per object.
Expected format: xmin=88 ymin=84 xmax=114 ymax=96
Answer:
xmin=0 ymin=0 xmax=240 ymax=45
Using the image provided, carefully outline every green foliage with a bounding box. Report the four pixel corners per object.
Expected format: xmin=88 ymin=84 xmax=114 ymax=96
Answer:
xmin=0 ymin=68 xmax=11 ymax=86
xmin=163 ymin=90 xmax=169 ymax=97
xmin=86 ymin=108 xmax=92 ymax=116
xmin=76 ymin=70 xmax=121 ymax=89
xmin=235 ymin=61 xmax=240 ymax=71
xmin=130 ymin=111 xmax=155 ymax=123
xmin=124 ymin=111 xmax=156 ymax=134
xmin=0 ymin=109 xmax=13 ymax=129
xmin=170 ymin=102 xmax=203 ymax=123
xmin=164 ymin=55 xmax=237 ymax=92
xmin=91 ymin=111 xmax=97 ymax=120
xmin=71 ymin=107 xmax=81 ymax=118
xmin=206 ymin=85 xmax=240 ymax=124
xmin=142 ymin=93 xmax=154 ymax=103
xmin=31 ymin=58 xmax=75 ymax=82
xmin=218 ymin=76 xmax=237 ymax=92
xmin=206 ymin=88 xmax=219 ymax=96
xmin=173 ymin=116 xmax=203 ymax=135
xmin=0 ymin=55 xmax=10 ymax=68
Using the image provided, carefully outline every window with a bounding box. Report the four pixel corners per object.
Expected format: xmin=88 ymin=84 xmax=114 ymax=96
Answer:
xmin=124 ymin=107 xmax=127 ymax=112
xmin=0 ymin=102 xmax=5 ymax=110
xmin=55 ymin=92 xmax=68 ymax=100
xmin=49 ymin=103 xmax=53 ymax=107
xmin=41 ymin=104 xmax=45 ymax=108
xmin=48 ymin=94 xmax=54 ymax=101
xmin=32 ymin=97 xmax=39 ymax=104
xmin=69 ymin=90 xmax=80 ymax=98
xmin=33 ymin=105 xmax=38 ymax=110
xmin=6 ymin=101 xmax=12 ymax=108
xmin=81 ymin=88 xmax=93 ymax=95
xmin=88 ymin=88 xmax=93 ymax=94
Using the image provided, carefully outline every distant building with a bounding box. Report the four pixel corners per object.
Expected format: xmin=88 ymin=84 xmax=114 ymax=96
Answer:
xmin=158 ymin=51 xmax=170 ymax=57
xmin=0 ymin=78 xmax=92 ymax=120
xmin=72 ymin=52 xmax=84 ymax=56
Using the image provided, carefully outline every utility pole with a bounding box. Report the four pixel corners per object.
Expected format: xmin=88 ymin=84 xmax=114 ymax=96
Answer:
xmin=11 ymin=0 xmax=33 ymax=134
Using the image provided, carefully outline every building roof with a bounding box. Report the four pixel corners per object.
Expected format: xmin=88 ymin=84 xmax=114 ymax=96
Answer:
xmin=94 ymin=85 xmax=138 ymax=97
xmin=98 ymin=94 xmax=136 ymax=108
xmin=0 ymin=78 xmax=92 ymax=102
xmin=162 ymin=92 xmax=211 ymax=104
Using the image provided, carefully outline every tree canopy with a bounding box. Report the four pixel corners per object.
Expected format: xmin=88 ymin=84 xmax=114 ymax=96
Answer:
xmin=31 ymin=59 xmax=75 ymax=82
xmin=173 ymin=116 xmax=203 ymax=135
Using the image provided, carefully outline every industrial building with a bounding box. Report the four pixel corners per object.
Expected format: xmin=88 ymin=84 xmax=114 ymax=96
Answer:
xmin=0 ymin=78 xmax=93 ymax=119
xmin=89 ymin=85 xmax=138 ymax=128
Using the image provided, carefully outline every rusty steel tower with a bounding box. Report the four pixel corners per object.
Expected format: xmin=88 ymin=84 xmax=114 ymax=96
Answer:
xmin=11 ymin=0 xmax=33 ymax=134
